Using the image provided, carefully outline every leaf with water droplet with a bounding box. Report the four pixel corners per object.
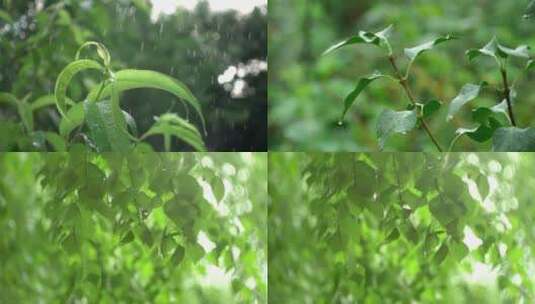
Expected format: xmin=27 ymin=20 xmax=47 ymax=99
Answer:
xmin=376 ymin=109 xmax=417 ymax=150
xmin=86 ymin=69 xmax=206 ymax=134
xmin=55 ymin=59 xmax=103 ymax=116
xmin=340 ymin=72 xmax=386 ymax=121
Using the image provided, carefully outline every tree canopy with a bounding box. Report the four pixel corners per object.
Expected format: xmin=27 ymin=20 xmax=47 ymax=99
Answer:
xmin=0 ymin=151 xmax=267 ymax=303
xmin=269 ymin=152 xmax=534 ymax=303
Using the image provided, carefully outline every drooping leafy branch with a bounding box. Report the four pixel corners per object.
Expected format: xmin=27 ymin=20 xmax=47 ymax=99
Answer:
xmin=1 ymin=152 xmax=266 ymax=303
xmin=324 ymin=26 xmax=535 ymax=151
xmin=269 ymin=153 xmax=533 ymax=303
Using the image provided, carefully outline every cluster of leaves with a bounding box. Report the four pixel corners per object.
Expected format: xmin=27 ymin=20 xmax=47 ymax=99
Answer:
xmin=0 ymin=1 xmax=267 ymax=151
xmin=269 ymin=152 xmax=533 ymax=303
xmin=1 ymin=41 xmax=206 ymax=152
xmin=0 ymin=151 xmax=266 ymax=303
xmin=325 ymin=25 xmax=535 ymax=151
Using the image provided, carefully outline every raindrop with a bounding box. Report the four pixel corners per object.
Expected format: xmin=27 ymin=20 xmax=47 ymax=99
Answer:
xmin=170 ymin=67 xmax=175 ymax=75
xmin=337 ymin=121 xmax=344 ymax=126
xmin=159 ymin=23 xmax=164 ymax=36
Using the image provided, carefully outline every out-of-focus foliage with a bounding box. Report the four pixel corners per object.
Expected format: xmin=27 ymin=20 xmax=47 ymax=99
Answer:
xmin=269 ymin=0 xmax=535 ymax=151
xmin=0 ymin=151 xmax=267 ymax=303
xmin=269 ymin=152 xmax=534 ymax=303
xmin=0 ymin=0 xmax=267 ymax=151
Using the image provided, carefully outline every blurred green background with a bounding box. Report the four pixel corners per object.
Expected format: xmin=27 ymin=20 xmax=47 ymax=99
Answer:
xmin=0 ymin=0 xmax=267 ymax=151
xmin=269 ymin=0 xmax=535 ymax=151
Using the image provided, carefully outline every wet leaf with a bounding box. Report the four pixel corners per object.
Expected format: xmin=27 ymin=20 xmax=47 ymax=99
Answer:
xmin=340 ymin=72 xmax=386 ymax=122
xmin=86 ymin=69 xmax=206 ymax=133
xmin=493 ymin=127 xmax=535 ymax=151
xmin=84 ymin=98 xmax=131 ymax=152
xmin=404 ymin=35 xmax=455 ymax=63
xmin=376 ymin=109 xmax=417 ymax=150
xmin=54 ymin=59 xmax=103 ymax=116
xmin=447 ymin=83 xmax=486 ymax=121
xmin=323 ymin=25 xmax=393 ymax=55
xmin=433 ymin=243 xmax=449 ymax=265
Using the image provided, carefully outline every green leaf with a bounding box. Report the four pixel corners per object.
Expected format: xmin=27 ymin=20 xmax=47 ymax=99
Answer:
xmin=323 ymin=25 xmax=393 ymax=56
xmin=376 ymin=109 xmax=417 ymax=150
xmin=45 ymin=132 xmax=67 ymax=151
xmin=75 ymin=41 xmax=111 ymax=67
xmin=143 ymin=113 xmax=206 ymax=151
xmin=499 ymin=44 xmax=531 ymax=59
xmin=0 ymin=93 xmax=33 ymax=132
xmin=467 ymin=37 xmax=530 ymax=64
xmin=433 ymin=243 xmax=449 ymax=265
xmin=525 ymin=0 xmax=535 ymax=19
xmin=450 ymin=241 xmax=469 ymax=261
xmin=400 ymin=222 xmax=419 ymax=244
xmin=447 ymin=83 xmax=486 ymax=121
xmin=527 ymin=59 xmax=535 ymax=70
xmin=171 ymin=245 xmax=186 ymax=266
xmin=466 ymin=37 xmax=500 ymax=62
xmin=62 ymin=231 xmax=78 ymax=254
xmin=17 ymin=95 xmax=33 ymax=132
xmin=429 ymin=196 xmax=466 ymax=226
xmin=340 ymin=72 xmax=386 ymax=122
xmin=492 ymin=127 xmax=535 ymax=151
xmin=477 ymin=174 xmax=490 ymax=200
xmin=347 ymin=160 xmax=376 ymax=200
xmin=122 ymin=110 xmax=138 ymax=138
xmin=83 ymin=98 xmax=131 ymax=152
xmin=422 ymin=99 xmax=442 ymax=118
xmin=384 ymin=228 xmax=400 ymax=244
xmin=404 ymin=35 xmax=455 ymax=63
xmin=54 ymin=59 xmax=103 ymax=116
xmin=0 ymin=92 xmax=19 ymax=107
xmin=210 ymin=175 xmax=225 ymax=202
xmin=87 ymin=69 xmax=206 ymax=133
xmin=31 ymin=94 xmax=74 ymax=111
xmin=120 ymin=230 xmax=135 ymax=246
xmin=189 ymin=243 xmax=206 ymax=263
xmin=59 ymin=103 xmax=85 ymax=137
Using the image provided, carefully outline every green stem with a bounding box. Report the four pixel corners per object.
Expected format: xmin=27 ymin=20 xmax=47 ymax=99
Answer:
xmin=388 ymin=55 xmax=443 ymax=152
xmin=500 ymin=68 xmax=517 ymax=127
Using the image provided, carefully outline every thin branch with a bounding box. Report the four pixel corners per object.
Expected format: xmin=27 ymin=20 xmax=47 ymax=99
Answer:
xmin=500 ymin=68 xmax=517 ymax=127
xmin=388 ymin=55 xmax=444 ymax=151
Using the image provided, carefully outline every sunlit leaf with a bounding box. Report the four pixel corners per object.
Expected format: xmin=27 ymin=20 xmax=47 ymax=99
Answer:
xmin=323 ymin=25 xmax=393 ymax=55
xmin=376 ymin=109 xmax=417 ymax=150
xmin=447 ymin=83 xmax=486 ymax=121
xmin=492 ymin=127 xmax=535 ymax=151
xmin=404 ymin=35 xmax=455 ymax=63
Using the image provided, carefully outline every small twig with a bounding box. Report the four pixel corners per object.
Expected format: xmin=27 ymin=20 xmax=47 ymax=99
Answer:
xmin=500 ymin=68 xmax=517 ymax=127
xmin=388 ymin=55 xmax=443 ymax=151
